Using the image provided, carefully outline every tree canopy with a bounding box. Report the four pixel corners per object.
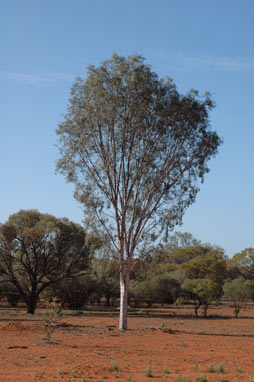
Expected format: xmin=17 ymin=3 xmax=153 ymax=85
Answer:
xmin=227 ymin=248 xmax=254 ymax=279
xmin=0 ymin=209 xmax=92 ymax=313
xmin=56 ymin=54 xmax=222 ymax=330
xmin=180 ymin=249 xmax=227 ymax=285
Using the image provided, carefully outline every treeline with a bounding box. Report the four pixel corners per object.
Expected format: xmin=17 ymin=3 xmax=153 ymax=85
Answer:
xmin=0 ymin=210 xmax=253 ymax=318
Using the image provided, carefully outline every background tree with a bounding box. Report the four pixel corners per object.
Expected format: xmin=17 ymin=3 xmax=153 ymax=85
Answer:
xmin=181 ymin=249 xmax=227 ymax=286
xmin=162 ymin=231 xmax=201 ymax=254
xmin=227 ymin=248 xmax=254 ymax=280
xmin=182 ymin=278 xmax=221 ymax=317
xmin=49 ymin=275 xmax=96 ymax=310
xmin=56 ymin=54 xmax=221 ymax=330
xmin=223 ymin=278 xmax=252 ymax=318
xmin=0 ymin=210 xmax=92 ymax=314
xmin=0 ymin=282 xmax=21 ymax=307
xmin=92 ymin=255 xmax=119 ymax=306
xmin=149 ymin=273 xmax=181 ymax=306
xmin=132 ymin=244 xmax=178 ymax=279
xmin=169 ymin=245 xmax=211 ymax=265
xmin=129 ymin=273 xmax=180 ymax=307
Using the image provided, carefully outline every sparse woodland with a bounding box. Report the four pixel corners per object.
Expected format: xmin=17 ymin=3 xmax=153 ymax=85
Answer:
xmin=0 ymin=215 xmax=253 ymax=319
xmin=0 ymin=55 xmax=252 ymax=327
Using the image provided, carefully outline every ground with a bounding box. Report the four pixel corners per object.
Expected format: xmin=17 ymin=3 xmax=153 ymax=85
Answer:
xmin=0 ymin=303 xmax=254 ymax=382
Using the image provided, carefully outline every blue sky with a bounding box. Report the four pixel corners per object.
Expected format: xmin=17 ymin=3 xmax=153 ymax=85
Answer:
xmin=1 ymin=0 xmax=253 ymax=256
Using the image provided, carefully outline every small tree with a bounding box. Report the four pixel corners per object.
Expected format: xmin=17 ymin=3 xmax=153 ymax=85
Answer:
xmin=92 ymin=256 xmax=119 ymax=306
xmin=182 ymin=278 xmax=221 ymax=317
xmin=129 ymin=274 xmax=180 ymax=307
xmin=223 ymin=279 xmax=251 ymax=317
xmin=56 ymin=54 xmax=221 ymax=330
xmin=0 ymin=210 xmax=92 ymax=314
xmin=149 ymin=273 xmax=181 ymax=306
xmin=1 ymin=282 xmax=21 ymax=307
xmin=130 ymin=279 xmax=156 ymax=307
xmin=50 ymin=275 xmax=97 ymax=310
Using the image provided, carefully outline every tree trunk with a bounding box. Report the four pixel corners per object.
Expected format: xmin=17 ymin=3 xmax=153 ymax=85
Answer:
xmin=234 ymin=306 xmax=240 ymax=318
xmin=203 ymin=303 xmax=208 ymax=317
xmin=119 ymin=275 xmax=128 ymax=331
xmin=194 ymin=302 xmax=201 ymax=317
xmin=119 ymin=255 xmax=131 ymax=331
xmin=105 ymin=294 xmax=111 ymax=307
xmin=26 ymin=294 xmax=38 ymax=314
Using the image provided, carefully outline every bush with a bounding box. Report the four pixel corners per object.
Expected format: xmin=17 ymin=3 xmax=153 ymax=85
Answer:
xmin=50 ymin=276 xmax=97 ymax=310
xmin=182 ymin=278 xmax=221 ymax=317
xmin=223 ymin=279 xmax=251 ymax=317
xmin=1 ymin=283 xmax=21 ymax=307
xmin=129 ymin=274 xmax=180 ymax=307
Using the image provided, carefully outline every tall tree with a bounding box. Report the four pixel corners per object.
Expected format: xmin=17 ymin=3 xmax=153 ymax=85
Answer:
xmin=181 ymin=250 xmax=227 ymax=285
xmin=164 ymin=231 xmax=201 ymax=254
xmin=227 ymin=248 xmax=254 ymax=279
xmin=56 ymin=54 xmax=222 ymax=330
xmin=0 ymin=210 xmax=91 ymax=314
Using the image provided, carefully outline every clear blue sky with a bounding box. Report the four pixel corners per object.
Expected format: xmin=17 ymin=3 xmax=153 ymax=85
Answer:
xmin=1 ymin=0 xmax=253 ymax=257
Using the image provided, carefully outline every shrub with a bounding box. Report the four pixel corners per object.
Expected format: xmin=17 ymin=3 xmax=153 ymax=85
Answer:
xmin=175 ymin=376 xmax=187 ymax=382
xmin=223 ymin=279 xmax=251 ymax=317
xmin=145 ymin=365 xmax=153 ymax=377
xmin=182 ymin=278 xmax=221 ymax=317
xmin=43 ymin=298 xmax=62 ymax=343
xmin=197 ymin=375 xmax=207 ymax=382
xmin=50 ymin=275 xmax=97 ymax=310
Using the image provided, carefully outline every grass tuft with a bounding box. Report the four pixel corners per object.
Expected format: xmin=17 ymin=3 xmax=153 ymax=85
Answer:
xmin=111 ymin=360 xmax=119 ymax=371
xmin=145 ymin=365 xmax=153 ymax=377
xmin=197 ymin=375 xmax=207 ymax=382
xmin=175 ymin=375 xmax=187 ymax=382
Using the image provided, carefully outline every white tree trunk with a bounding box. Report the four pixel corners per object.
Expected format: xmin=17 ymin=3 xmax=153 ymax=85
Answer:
xmin=119 ymin=257 xmax=131 ymax=331
xmin=119 ymin=275 xmax=128 ymax=331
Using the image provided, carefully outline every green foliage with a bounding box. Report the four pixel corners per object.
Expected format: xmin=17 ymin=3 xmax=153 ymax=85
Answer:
xmin=181 ymin=250 xmax=227 ymax=285
xmin=214 ymin=363 xmax=225 ymax=373
xmin=131 ymin=246 xmax=178 ymax=279
xmin=129 ymin=273 xmax=180 ymax=307
xmin=92 ymin=256 xmax=119 ymax=306
xmin=175 ymin=375 xmax=187 ymax=382
xmin=227 ymin=248 xmax=254 ymax=279
xmin=129 ymin=279 xmax=155 ymax=307
xmin=207 ymin=364 xmax=215 ymax=373
xmin=170 ymin=245 xmax=211 ymax=265
xmin=145 ymin=366 xmax=153 ymax=377
xmin=208 ymin=362 xmax=227 ymax=376
xmin=111 ymin=360 xmax=119 ymax=371
xmin=197 ymin=375 xmax=207 ymax=382
xmin=182 ymin=278 xmax=221 ymax=316
xmin=223 ymin=279 xmax=251 ymax=317
xmin=43 ymin=298 xmax=62 ymax=343
xmin=56 ymin=53 xmax=221 ymax=330
xmin=0 ymin=283 xmax=21 ymax=307
xmin=0 ymin=209 xmax=92 ymax=314
xmin=50 ymin=275 xmax=97 ymax=310
xmin=56 ymin=54 xmax=220 ymax=239
xmin=163 ymin=231 xmax=201 ymax=255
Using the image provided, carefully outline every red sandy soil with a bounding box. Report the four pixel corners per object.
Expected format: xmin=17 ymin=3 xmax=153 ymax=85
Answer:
xmin=0 ymin=303 xmax=254 ymax=382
